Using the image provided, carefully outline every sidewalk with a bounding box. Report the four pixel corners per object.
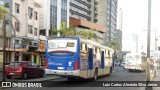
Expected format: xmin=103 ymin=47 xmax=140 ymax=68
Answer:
xmin=152 ymin=69 xmax=160 ymax=90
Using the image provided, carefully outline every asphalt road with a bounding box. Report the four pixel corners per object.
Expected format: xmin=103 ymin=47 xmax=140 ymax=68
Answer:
xmin=3 ymin=66 xmax=147 ymax=90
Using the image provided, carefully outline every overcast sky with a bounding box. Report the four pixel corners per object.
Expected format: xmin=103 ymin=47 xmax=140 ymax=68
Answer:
xmin=118 ymin=0 xmax=160 ymax=33
xmin=118 ymin=0 xmax=160 ymax=52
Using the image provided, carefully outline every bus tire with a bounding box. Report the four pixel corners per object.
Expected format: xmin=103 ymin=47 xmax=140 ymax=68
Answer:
xmin=93 ymin=68 xmax=98 ymax=81
xmin=110 ymin=67 xmax=113 ymax=74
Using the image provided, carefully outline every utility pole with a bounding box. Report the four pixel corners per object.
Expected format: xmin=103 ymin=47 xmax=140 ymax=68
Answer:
xmin=155 ymin=29 xmax=157 ymax=50
xmin=2 ymin=16 xmax=6 ymax=82
xmin=146 ymin=0 xmax=152 ymax=90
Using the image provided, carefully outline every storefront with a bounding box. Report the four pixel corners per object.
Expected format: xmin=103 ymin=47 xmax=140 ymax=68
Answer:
xmin=38 ymin=40 xmax=46 ymax=66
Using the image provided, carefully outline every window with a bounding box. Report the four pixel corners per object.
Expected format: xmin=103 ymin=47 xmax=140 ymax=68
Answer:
xmin=15 ymin=22 xmax=19 ymax=31
xmin=85 ymin=44 xmax=87 ymax=51
xmin=15 ymin=40 xmax=19 ymax=44
xmin=95 ymin=47 xmax=97 ymax=53
xmin=80 ymin=43 xmax=82 ymax=50
xmin=34 ymin=27 xmax=37 ymax=36
xmin=15 ymin=3 xmax=20 ymax=13
xmin=28 ymin=7 xmax=33 ymax=19
xmin=28 ymin=25 xmax=33 ymax=34
xmin=34 ymin=11 xmax=38 ymax=20
xmin=31 ymin=62 xmax=38 ymax=67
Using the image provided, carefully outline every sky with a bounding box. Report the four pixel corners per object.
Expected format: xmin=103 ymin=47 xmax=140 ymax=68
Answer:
xmin=118 ymin=0 xmax=160 ymax=52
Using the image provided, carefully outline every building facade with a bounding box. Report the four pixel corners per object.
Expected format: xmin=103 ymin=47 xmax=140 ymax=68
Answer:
xmin=96 ymin=0 xmax=118 ymax=45
xmin=0 ymin=0 xmax=46 ymax=66
xmin=70 ymin=0 xmax=91 ymax=21
xmin=70 ymin=0 xmax=118 ymax=46
xmin=69 ymin=0 xmax=108 ymax=44
xmin=70 ymin=19 xmax=106 ymax=44
xmin=50 ymin=0 xmax=70 ymax=36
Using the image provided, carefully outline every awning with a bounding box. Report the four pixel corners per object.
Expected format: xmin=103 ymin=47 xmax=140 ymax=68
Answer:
xmin=0 ymin=47 xmax=27 ymax=52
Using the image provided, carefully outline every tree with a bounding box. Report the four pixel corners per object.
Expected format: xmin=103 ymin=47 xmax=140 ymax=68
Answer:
xmin=77 ymin=29 xmax=98 ymax=41
xmin=50 ymin=22 xmax=98 ymax=42
xmin=107 ymin=39 xmax=122 ymax=52
xmin=50 ymin=22 xmax=76 ymax=37
xmin=0 ymin=5 xmax=20 ymax=82
xmin=0 ymin=5 xmax=7 ymax=20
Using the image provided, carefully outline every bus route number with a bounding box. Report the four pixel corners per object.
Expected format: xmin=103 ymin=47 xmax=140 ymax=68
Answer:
xmin=67 ymin=42 xmax=75 ymax=47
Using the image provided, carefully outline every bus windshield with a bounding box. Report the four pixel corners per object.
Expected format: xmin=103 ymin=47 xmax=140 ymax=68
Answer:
xmin=47 ymin=39 xmax=77 ymax=56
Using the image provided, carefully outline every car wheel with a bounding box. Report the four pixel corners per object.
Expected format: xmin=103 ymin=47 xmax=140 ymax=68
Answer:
xmin=39 ymin=71 xmax=44 ymax=78
xmin=23 ymin=72 xmax=28 ymax=79
xmin=6 ymin=76 xmax=12 ymax=79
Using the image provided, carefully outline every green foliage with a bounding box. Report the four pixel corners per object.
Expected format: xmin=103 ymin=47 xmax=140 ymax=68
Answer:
xmin=77 ymin=29 xmax=98 ymax=41
xmin=50 ymin=22 xmax=98 ymax=41
xmin=50 ymin=22 xmax=76 ymax=37
xmin=107 ymin=39 xmax=122 ymax=51
xmin=0 ymin=5 xmax=8 ymax=20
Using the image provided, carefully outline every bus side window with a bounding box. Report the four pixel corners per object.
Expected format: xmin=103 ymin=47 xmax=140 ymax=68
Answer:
xmin=80 ymin=43 xmax=82 ymax=50
xmin=95 ymin=47 xmax=97 ymax=54
xmin=108 ymin=51 xmax=110 ymax=57
xmin=97 ymin=48 xmax=100 ymax=53
xmin=93 ymin=47 xmax=95 ymax=54
xmin=105 ymin=50 xmax=108 ymax=57
xmin=85 ymin=44 xmax=87 ymax=52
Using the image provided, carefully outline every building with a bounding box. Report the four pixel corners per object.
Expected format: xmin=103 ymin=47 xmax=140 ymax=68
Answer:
xmin=0 ymin=0 xmax=5 ymax=71
xmin=69 ymin=0 xmax=108 ymax=44
xmin=70 ymin=19 xmax=106 ymax=44
xmin=37 ymin=0 xmax=50 ymax=37
xmin=70 ymin=0 xmax=91 ymax=21
xmin=122 ymin=34 xmax=138 ymax=53
xmin=50 ymin=0 xmax=70 ymax=36
xmin=70 ymin=0 xmax=118 ymax=45
xmin=117 ymin=8 xmax=123 ymax=31
xmin=96 ymin=0 xmax=118 ymax=45
xmin=115 ymin=7 xmax=123 ymax=51
xmin=0 ymin=0 xmax=47 ymax=65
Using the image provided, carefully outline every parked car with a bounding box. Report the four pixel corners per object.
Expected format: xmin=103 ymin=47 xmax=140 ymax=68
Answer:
xmin=5 ymin=61 xmax=44 ymax=79
xmin=5 ymin=62 xmax=10 ymax=66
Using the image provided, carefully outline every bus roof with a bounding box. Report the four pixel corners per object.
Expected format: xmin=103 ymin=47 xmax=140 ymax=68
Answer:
xmin=47 ymin=37 xmax=79 ymax=40
xmin=47 ymin=37 xmax=113 ymax=51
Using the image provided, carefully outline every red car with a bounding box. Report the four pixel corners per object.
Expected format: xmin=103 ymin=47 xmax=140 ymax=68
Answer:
xmin=5 ymin=61 xmax=44 ymax=79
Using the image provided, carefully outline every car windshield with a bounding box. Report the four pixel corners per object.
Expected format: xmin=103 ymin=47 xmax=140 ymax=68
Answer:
xmin=10 ymin=62 xmax=22 ymax=66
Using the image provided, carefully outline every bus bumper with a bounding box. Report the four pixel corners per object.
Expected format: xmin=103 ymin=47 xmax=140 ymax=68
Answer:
xmin=124 ymin=65 xmax=143 ymax=71
xmin=45 ymin=69 xmax=79 ymax=76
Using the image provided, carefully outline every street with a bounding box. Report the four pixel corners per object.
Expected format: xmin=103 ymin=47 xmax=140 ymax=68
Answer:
xmin=3 ymin=66 xmax=146 ymax=90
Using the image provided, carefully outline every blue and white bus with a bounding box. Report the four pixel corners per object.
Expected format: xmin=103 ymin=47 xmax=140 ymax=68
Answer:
xmin=45 ymin=37 xmax=114 ymax=80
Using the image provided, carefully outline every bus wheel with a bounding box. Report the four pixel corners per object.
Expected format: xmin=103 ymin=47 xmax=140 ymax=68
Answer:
xmin=110 ymin=67 xmax=113 ymax=74
xmin=93 ymin=68 xmax=98 ymax=81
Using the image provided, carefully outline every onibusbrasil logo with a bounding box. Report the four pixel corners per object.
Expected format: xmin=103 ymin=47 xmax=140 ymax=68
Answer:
xmin=1 ymin=82 xmax=42 ymax=88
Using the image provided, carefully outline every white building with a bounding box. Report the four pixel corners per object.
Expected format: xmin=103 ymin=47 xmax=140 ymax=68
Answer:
xmin=122 ymin=34 xmax=138 ymax=53
xmin=117 ymin=8 xmax=123 ymax=31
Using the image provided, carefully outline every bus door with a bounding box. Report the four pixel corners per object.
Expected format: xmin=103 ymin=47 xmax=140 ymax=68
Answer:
xmin=88 ymin=48 xmax=93 ymax=78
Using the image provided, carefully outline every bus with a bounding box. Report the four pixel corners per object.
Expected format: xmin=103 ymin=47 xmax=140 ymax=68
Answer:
xmin=45 ymin=37 xmax=114 ymax=80
xmin=124 ymin=53 xmax=146 ymax=71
